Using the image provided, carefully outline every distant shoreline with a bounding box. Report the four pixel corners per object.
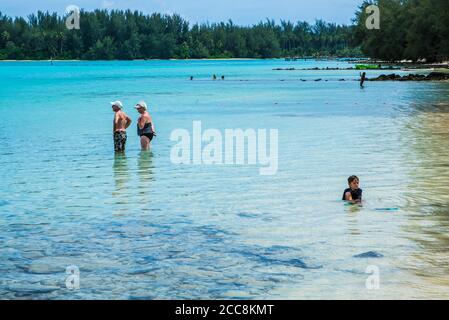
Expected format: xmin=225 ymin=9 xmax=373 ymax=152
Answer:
xmin=1 ymin=59 xmax=447 ymax=74
xmin=0 ymin=58 xmax=266 ymax=62
xmin=1 ymin=58 xmax=447 ymax=66
xmin=0 ymin=57 xmax=366 ymax=62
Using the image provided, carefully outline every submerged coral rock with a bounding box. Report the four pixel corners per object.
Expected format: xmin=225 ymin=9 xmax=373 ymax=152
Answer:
xmin=353 ymin=251 xmax=384 ymax=258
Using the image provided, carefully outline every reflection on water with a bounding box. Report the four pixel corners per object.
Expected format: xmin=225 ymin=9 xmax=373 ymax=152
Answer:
xmin=112 ymin=154 xmax=130 ymax=216
xmin=113 ymin=153 xmax=130 ymax=193
xmin=137 ymin=151 xmax=155 ymax=198
xmin=1 ymin=61 xmax=449 ymax=299
xmin=345 ymin=203 xmax=362 ymax=236
xmin=137 ymin=151 xmax=154 ymax=181
xmin=401 ymin=98 xmax=449 ymax=294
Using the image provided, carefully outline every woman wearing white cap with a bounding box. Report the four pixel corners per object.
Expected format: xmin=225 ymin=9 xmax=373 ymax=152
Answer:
xmin=135 ymin=101 xmax=156 ymax=151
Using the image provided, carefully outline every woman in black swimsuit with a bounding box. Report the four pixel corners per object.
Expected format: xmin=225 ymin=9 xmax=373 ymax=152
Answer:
xmin=134 ymin=101 xmax=156 ymax=151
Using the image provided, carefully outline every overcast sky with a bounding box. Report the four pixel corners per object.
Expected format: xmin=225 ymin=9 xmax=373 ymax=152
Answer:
xmin=0 ymin=0 xmax=364 ymax=25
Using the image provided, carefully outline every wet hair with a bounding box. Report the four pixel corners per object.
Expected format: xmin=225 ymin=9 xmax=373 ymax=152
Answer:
xmin=348 ymin=175 xmax=359 ymax=184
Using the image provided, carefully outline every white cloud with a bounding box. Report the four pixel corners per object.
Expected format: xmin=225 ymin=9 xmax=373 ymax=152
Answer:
xmin=101 ymin=0 xmax=115 ymax=9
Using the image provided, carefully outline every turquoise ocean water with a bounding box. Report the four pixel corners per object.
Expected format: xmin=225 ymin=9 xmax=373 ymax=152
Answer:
xmin=1 ymin=59 xmax=449 ymax=299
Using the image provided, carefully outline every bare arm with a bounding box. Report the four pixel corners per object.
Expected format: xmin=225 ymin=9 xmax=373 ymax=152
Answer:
xmin=125 ymin=115 xmax=132 ymax=129
xmin=148 ymin=114 xmax=156 ymax=134
xmin=345 ymin=192 xmax=361 ymax=204
xmin=113 ymin=114 xmax=118 ymax=133
xmin=345 ymin=191 xmax=353 ymax=202
xmin=138 ymin=116 xmax=146 ymax=130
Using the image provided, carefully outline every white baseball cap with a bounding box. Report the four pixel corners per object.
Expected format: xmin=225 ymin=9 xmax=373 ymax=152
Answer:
xmin=110 ymin=101 xmax=123 ymax=109
xmin=134 ymin=101 xmax=147 ymax=110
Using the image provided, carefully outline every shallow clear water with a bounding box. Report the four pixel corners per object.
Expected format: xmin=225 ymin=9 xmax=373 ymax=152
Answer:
xmin=0 ymin=59 xmax=449 ymax=299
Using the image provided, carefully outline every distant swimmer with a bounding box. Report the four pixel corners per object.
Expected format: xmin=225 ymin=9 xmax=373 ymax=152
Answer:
xmin=190 ymin=76 xmax=194 ymax=80
xmin=221 ymin=75 xmax=225 ymax=80
xmin=111 ymin=101 xmax=132 ymax=153
xmin=360 ymin=72 xmax=367 ymax=87
xmin=213 ymin=74 xmax=217 ymax=80
xmin=343 ymin=175 xmax=363 ymax=204
xmin=135 ymin=101 xmax=156 ymax=151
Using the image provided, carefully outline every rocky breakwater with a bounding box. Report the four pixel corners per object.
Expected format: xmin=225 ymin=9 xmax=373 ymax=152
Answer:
xmin=369 ymin=72 xmax=449 ymax=81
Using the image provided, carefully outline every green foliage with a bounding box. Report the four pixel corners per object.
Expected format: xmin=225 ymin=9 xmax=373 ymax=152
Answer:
xmin=84 ymin=36 xmax=115 ymax=59
xmin=3 ymin=41 xmax=22 ymax=59
xmin=354 ymin=0 xmax=449 ymax=62
xmin=0 ymin=10 xmax=359 ymax=60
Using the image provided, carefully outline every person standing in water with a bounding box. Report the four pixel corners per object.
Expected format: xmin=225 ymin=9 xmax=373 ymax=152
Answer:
xmin=360 ymin=72 xmax=367 ymax=87
xmin=135 ymin=101 xmax=156 ymax=151
xmin=111 ymin=101 xmax=132 ymax=153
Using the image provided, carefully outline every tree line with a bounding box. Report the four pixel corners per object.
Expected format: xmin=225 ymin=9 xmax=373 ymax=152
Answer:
xmin=2 ymin=2 xmax=447 ymax=62
xmin=354 ymin=0 xmax=449 ymax=62
xmin=0 ymin=9 xmax=361 ymax=60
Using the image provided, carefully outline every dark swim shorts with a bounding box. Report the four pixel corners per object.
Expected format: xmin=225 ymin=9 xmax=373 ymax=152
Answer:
xmin=114 ymin=131 xmax=127 ymax=152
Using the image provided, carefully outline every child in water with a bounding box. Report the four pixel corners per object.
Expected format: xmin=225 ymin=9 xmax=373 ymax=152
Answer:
xmin=343 ymin=175 xmax=362 ymax=204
